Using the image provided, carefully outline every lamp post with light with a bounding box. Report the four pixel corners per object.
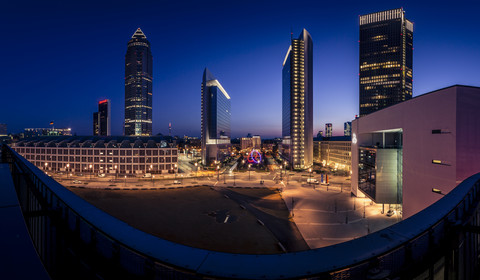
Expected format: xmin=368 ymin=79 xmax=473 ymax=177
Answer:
xmin=44 ymin=162 xmax=48 ymax=173
xmin=216 ymin=165 xmax=220 ymax=181
xmin=248 ymin=164 xmax=252 ymax=181
xmin=194 ymin=162 xmax=198 ymax=178
xmin=114 ymin=165 xmax=118 ymax=181
xmin=89 ymin=164 xmax=93 ymax=179
xmin=309 ymin=168 xmax=312 ymax=187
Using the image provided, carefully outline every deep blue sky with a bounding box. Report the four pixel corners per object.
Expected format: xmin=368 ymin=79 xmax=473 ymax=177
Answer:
xmin=1 ymin=0 xmax=479 ymax=138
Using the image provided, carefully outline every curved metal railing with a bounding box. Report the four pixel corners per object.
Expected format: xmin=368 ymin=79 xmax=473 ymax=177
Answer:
xmin=2 ymin=144 xmax=480 ymax=279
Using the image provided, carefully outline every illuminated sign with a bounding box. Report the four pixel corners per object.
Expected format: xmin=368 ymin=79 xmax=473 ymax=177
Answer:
xmin=352 ymin=133 xmax=357 ymax=144
xmin=99 ymin=99 xmax=108 ymax=104
xmin=248 ymin=149 xmax=262 ymax=164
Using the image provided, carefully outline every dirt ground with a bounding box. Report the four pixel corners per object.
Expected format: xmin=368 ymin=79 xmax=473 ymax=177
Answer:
xmin=68 ymin=186 xmax=294 ymax=254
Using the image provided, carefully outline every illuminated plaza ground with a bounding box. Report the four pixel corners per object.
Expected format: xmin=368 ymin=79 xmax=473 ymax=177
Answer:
xmin=56 ymin=167 xmax=399 ymax=252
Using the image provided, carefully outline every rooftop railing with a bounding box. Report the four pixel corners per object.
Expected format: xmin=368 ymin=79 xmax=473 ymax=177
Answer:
xmin=2 ymin=143 xmax=480 ymax=279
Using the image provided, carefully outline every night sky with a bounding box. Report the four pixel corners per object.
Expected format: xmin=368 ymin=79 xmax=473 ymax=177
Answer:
xmin=1 ymin=0 xmax=479 ymax=138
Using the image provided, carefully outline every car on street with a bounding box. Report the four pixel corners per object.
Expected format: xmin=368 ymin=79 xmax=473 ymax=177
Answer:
xmin=307 ymin=178 xmax=319 ymax=184
xmin=386 ymin=209 xmax=395 ymax=217
xmin=173 ymin=180 xmax=181 ymax=184
xmin=72 ymin=180 xmax=82 ymax=184
xmin=98 ymin=173 xmax=105 ymax=178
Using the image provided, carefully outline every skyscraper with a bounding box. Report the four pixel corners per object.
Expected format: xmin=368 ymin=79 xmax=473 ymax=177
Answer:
xmin=93 ymin=99 xmax=111 ymax=136
xmin=325 ymin=123 xmax=333 ymax=137
xmin=124 ymin=28 xmax=153 ymax=136
xmin=201 ymin=68 xmax=231 ymax=166
xmin=344 ymin=121 xmax=352 ymax=136
xmin=282 ymin=29 xmax=313 ymax=170
xmin=93 ymin=112 xmax=99 ymax=135
xmin=359 ymin=8 xmax=413 ymax=117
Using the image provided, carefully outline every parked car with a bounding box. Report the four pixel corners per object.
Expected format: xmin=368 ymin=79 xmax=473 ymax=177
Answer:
xmin=173 ymin=180 xmax=181 ymax=184
xmin=72 ymin=180 xmax=82 ymax=184
xmin=307 ymin=178 xmax=320 ymax=184
xmin=386 ymin=209 xmax=395 ymax=217
xmin=98 ymin=173 xmax=105 ymax=178
xmin=143 ymin=173 xmax=152 ymax=178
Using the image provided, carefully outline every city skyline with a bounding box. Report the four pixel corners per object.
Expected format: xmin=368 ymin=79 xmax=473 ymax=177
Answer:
xmin=1 ymin=1 xmax=480 ymax=138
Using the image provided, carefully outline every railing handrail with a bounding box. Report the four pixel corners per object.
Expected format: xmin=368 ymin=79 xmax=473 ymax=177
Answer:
xmin=4 ymin=144 xmax=480 ymax=279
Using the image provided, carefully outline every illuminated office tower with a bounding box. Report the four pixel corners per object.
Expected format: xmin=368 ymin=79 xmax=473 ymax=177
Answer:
xmin=201 ymin=68 xmax=231 ymax=166
xmin=325 ymin=123 xmax=332 ymax=137
xmin=282 ymin=29 xmax=313 ymax=170
xmin=359 ymin=8 xmax=413 ymax=117
xmin=124 ymin=28 xmax=153 ymax=136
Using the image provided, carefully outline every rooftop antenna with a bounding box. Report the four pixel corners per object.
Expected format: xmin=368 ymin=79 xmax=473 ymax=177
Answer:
xmin=290 ymin=27 xmax=293 ymax=41
xmin=169 ymin=122 xmax=172 ymax=137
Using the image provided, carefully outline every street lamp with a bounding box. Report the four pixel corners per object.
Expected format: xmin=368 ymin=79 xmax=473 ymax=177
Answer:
xmin=248 ymin=164 xmax=252 ymax=181
xmin=66 ymin=163 xmax=69 ymax=175
xmin=280 ymin=165 xmax=283 ymax=180
xmin=124 ymin=175 xmax=127 ymax=187
xmin=194 ymin=162 xmax=198 ymax=177
xmin=309 ymin=168 xmax=312 ymax=187
xmin=216 ymin=165 xmax=220 ymax=181
xmin=114 ymin=165 xmax=118 ymax=181
xmin=44 ymin=162 xmax=48 ymax=173
xmin=152 ymin=175 xmax=155 ymax=186
xmin=89 ymin=164 xmax=93 ymax=179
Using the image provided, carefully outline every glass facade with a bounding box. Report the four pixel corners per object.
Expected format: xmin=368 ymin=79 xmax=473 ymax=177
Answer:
xmin=359 ymin=8 xmax=413 ymax=117
xmin=282 ymin=29 xmax=313 ymax=170
xmin=358 ymin=147 xmax=377 ymax=200
xmin=124 ymin=28 xmax=153 ymax=136
xmin=201 ymin=68 xmax=231 ymax=165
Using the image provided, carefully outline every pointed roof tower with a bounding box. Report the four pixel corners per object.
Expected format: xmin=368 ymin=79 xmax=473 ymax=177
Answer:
xmin=131 ymin=28 xmax=147 ymax=39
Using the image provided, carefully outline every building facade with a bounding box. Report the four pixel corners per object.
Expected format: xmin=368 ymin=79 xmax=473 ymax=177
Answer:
xmin=325 ymin=123 xmax=332 ymax=137
xmin=344 ymin=121 xmax=352 ymax=136
xmin=201 ymin=68 xmax=231 ymax=165
xmin=359 ymin=8 xmax=413 ymax=117
xmin=93 ymin=99 xmax=111 ymax=136
xmin=314 ymin=136 xmax=351 ymax=172
xmin=282 ymin=29 xmax=313 ymax=170
xmin=352 ymin=85 xmax=480 ymax=218
xmin=93 ymin=112 xmax=99 ymax=136
xmin=124 ymin=28 xmax=153 ymax=136
xmin=23 ymin=128 xmax=72 ymax=138
xmin=11 ymin=136 xmax=178 ymax=175
xmin=240 ymin=135 xmax=261 ymax=150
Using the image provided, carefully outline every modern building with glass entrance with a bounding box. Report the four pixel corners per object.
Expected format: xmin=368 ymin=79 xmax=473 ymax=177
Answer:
xmin=352 ymin=85 xmax=480 ymax=218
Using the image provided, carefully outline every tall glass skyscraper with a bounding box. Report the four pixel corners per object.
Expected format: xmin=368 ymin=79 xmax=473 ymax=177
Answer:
xmin=201 ymin=68 xmax=231 ymax=166
xmin=359 ymin=8 xmax=413 ymax=117
xmin=124 ymin=28 xmax=153 ymax=136
xmin=282 ymin=29 xmax=313 ymax=170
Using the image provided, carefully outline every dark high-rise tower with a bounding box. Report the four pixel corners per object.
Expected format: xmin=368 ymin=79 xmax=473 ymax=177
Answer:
xmin=282 ymin=29 xmax=313 ymax=170
xmin=359 ymin=8 xmax=413 ymax=117
xmin=124 ymin=28 xmax=153 ymax=136
xmin=93 ymin=99 xmax=111 ymax=136
xmin=201 ymin=68 xmax=231 ymax=166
